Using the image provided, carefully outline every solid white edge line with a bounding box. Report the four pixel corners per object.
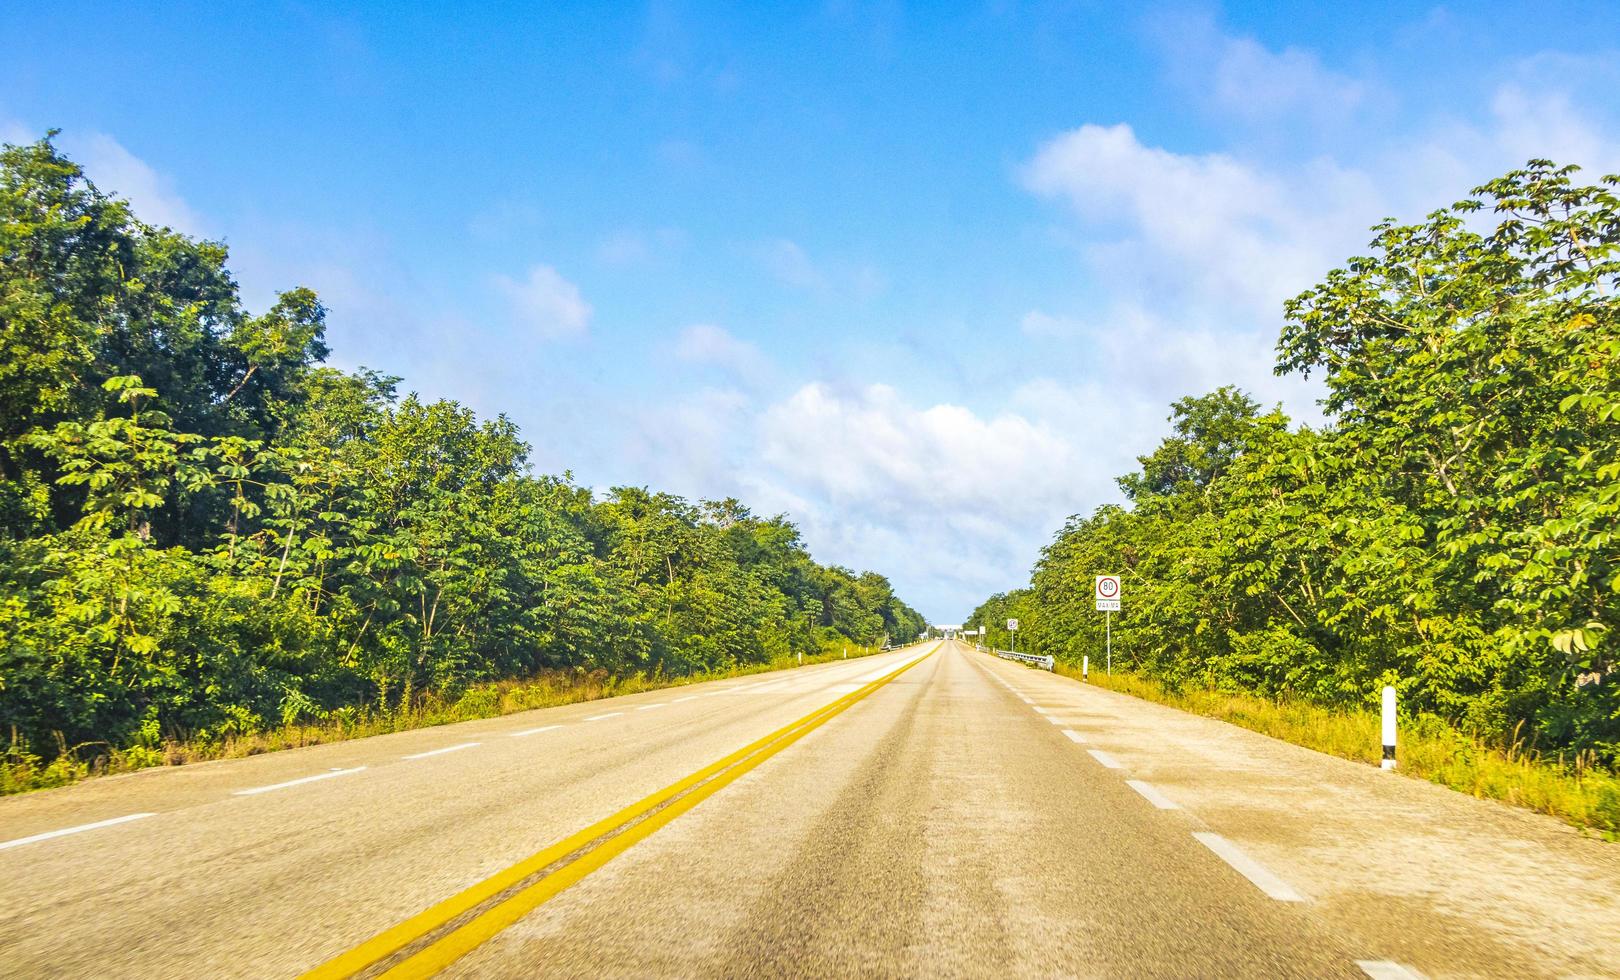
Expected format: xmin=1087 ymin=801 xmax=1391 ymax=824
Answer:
xmin=583 ymin=712 xmax=623 ymax=722
xmin=1062 ymin=729 xmax=1087 ymax=744
xmin=1356 ymin=961 xmax=1424 ymax=980
xmin=1087 ymin=749 xmax=1125 ymax=769
xmin=403 ymin=742 xmax=481 ymax=759
xmin=509 ymin=725 xmax=563 ymax=738
xmin=0 ymin=812 xmax=156 ymax=851
xmin=234 ymin=766 xmax=367 ymax=796
xmin=1125 ymin=779 xmax=1180 ymax=810
xmin=1192 ymin=832 xmax=1305 ymax=902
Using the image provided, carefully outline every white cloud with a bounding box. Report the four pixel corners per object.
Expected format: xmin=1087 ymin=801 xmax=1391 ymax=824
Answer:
xmin=1490 ymin=84 xmax=1620 ymax=174
xmin=758 ymin=237 xmax=823 ymax=289
xmin=1020 ymin=309 xmax=1088 ymax=339
xmin=1150 ymin=13 xmax=1369 ymax=128
xmin=0 ymin=119 xmax=32 ymax=145
xmin=674 ymin=324 xmax=768 ymax=382
xmin=596 ymin=226 xmax=687 ymax=266
xmin=1022 ymin=122 xmax=1378 ymax=317
xmin=597 ymin=231 xmax=651 ymax=265
xmin=753 ymin=237 xmax=886 ymax=300
xmin=620 ymin=380 xmax=1092 ymax=616
xmin=0 ymin=126 xmax=207 ymax=236
xmin=75 ymin=133 xmax=206 ymax=236
xmin=758 ymin=383 xmax=1072 ymax=521
xmin=1211 ymin=36 xmax=1366 ymax=123
xmin=492 ymin=265 xmax=592 ymax=339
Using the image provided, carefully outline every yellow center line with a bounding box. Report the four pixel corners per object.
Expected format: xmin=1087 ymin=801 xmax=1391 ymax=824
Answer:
xmin=301 ymin=642 xmax=940 ymax=980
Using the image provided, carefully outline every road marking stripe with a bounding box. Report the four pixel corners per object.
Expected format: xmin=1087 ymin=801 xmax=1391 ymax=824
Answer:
xmin=1125 ymin=780 xmax=1179 ymax=810
xmin=302 ymin=643 xmax=940 ymax=979
xmin=1032 ymin=706 xmax=1049 ymax=714
xmin=671 ymin=696 xmax=699 ymax=703
xmin=1356 ymin=961 xmax=1424 ymax=979
xmin=509 ymin=725 xmax=562 ymax=738
xmin=635 ymin=704 xmax=666 ymax=711
xmin=403 ymin=743 xmax=480 ymax=760
xmin=234 ymin=767 xmax=368 ymax=795
xmin=0 ymin=812 xmax=155 ymax=851
xmin=1193 ymin=832 xmax=1304 ymax=902
xmin=1087 ymin=749 xmax=1125 ymax=769
xmin=583 ymin=712 xmax=622 ymax=722
xmin=1062 ymin=729 xmax=1087 ymax=743
xmin=1047 ymin=717 xmax=1075 ymax=725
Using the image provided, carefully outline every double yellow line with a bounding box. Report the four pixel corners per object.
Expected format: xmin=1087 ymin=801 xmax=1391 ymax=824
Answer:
xmin=302 ymin=643 xmax=939 ymax=979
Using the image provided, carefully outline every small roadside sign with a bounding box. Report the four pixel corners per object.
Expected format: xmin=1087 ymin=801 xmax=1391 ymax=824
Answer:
xmin=1007 ymin=618 xmax=1019 ymax=631
xmin=1095 ymin=575 xmax=1121 ymax=612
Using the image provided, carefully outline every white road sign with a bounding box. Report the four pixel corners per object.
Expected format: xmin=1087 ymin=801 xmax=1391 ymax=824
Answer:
xmin=1095 ymin=575 xmax=1122 ymax=612
xmin=1007 ymin=618 xmax=1019 ymax=631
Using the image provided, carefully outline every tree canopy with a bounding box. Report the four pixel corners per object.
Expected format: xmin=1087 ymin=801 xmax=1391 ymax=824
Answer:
xmin=966 ymin=160 xmax=1620 ymax=760
xmin=0 ymin=135 xmax=927 ymax=758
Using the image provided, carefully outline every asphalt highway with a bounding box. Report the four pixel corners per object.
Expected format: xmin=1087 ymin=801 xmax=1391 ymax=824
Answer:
xmin=2 ymin=640 xmax=1615 ymax=978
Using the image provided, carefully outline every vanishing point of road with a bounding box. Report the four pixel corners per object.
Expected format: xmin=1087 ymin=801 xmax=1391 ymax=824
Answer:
xmin=3 ymin=640 xmax=1617 ymax=977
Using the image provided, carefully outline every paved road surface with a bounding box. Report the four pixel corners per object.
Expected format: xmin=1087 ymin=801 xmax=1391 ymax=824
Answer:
xmin=2 ymin=640 xmax=1616 ymax=977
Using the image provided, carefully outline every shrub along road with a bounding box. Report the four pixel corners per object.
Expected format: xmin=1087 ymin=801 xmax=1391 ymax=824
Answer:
xmin=1 ymin=640 xmax=1614 ymax=977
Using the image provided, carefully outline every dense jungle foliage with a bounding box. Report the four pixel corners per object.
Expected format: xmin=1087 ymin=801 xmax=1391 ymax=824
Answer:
xmin=0 ymin=135 xmax=926 ymax=764
xmin=969 ymin=160 xmax=1620 ymax=761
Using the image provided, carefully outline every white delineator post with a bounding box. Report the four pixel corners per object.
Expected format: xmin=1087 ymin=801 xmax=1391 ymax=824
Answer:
xmin=1381 ymin=685 xmax=1397 ymax=770
xmin=1083 ymin=655 xmax=1089 ymax=680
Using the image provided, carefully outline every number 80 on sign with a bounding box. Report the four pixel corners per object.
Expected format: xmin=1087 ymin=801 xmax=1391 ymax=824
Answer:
xmin=1094 ymin=575 xmax=1121 ymax=612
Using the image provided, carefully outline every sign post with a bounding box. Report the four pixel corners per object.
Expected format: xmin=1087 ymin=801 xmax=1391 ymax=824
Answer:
xmin=1094 ymin=575 xmax=1121 ymax=675
xmin=1007 ymin=618 xmax=1019 ymax=655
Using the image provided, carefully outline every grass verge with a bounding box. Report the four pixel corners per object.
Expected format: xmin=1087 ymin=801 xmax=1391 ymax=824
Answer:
xmin=1 ymin=640 xmax=899 ymax=797
xmin=1048 ymin=661 xmax=1620 ymax=840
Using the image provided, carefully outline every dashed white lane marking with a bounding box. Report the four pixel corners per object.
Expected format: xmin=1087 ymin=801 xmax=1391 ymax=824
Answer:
xmin=636 ymin=703 xmax=667 ymax=711
xmin=1032 ymin=706 xmax=1050 ymax=714
xmin=1193 ymin=832 xmax=1305 ymax=902
xmin=509 ymin=725 xmax=562 ymax=738
xmin=583 ymin=712 xmax=623 ymax=722
xmin=1087 ymin=749 xmax=1125 ymax=770
xmin=1356 ymin=961 xmax=1424 ymax=980
xmin=1046 ymin=716 xmax=1076 ymax=726
xmin=234 ymin=766 xmax=367 ymax=795
xmin=0 ymin=812 xmax=156 ymax=851
xmin=1019 ymin=697 xmax=1034 ymax=704
xmin=403 ymin=743 xmax=481 ymax=759
xmin=671 ymin=695 xmax=700 ymax=703
xmin=1126 ymin=780 xmax=1180 ymax=810
xmin=1062 ymin=729 xmax=1088 ymax=744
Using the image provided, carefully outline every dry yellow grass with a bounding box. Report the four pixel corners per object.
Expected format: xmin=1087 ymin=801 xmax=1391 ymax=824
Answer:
xmin=1056 ymin=664 xmax=1620 ymax=839
xmin=3 ymin=642 xmax=889 ymax=796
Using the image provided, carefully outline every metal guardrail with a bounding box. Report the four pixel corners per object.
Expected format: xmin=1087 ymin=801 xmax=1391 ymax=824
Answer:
xmin=993 ymin=648 xmax=1054 ymax=671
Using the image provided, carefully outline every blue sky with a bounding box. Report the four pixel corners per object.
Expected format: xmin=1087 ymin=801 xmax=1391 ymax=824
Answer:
xmin=4 ymin=2 xmax=1619 ymax=619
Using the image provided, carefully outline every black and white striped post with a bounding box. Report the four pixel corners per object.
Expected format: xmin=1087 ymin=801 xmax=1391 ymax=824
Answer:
xmin=1381 ymin=685 xmax=1397 ymax=770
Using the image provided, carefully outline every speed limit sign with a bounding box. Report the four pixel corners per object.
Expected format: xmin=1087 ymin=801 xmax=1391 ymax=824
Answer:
xmin=1094 ymin=575 xmax=1121 ymax=611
